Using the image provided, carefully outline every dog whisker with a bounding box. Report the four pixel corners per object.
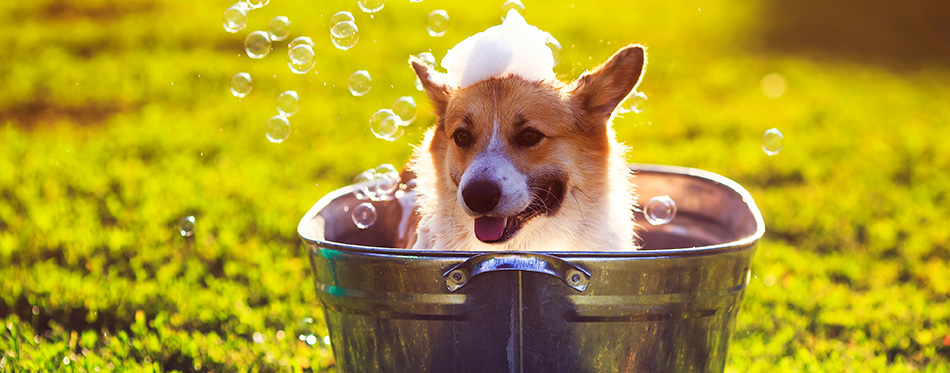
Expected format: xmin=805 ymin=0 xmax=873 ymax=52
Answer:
xmin=569 ymin=187 xmax=590 ymax=229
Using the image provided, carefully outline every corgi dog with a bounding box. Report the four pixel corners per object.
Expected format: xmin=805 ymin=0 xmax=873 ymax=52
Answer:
xmin=407 ymin=44 xmax=646 ymax=252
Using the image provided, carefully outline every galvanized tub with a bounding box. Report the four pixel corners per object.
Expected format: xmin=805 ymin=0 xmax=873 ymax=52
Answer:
xmin=298 ymin=164 xmax=764 ymax=372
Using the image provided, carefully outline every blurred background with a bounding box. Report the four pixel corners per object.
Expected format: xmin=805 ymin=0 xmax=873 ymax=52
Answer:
xmin=1 ymin=0 xmax=948 ymax=371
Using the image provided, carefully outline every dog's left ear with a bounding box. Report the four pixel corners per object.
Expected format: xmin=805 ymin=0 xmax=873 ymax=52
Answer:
xmin=569 ymin=44 xmax=646 ymax=122
xmin=410 ymin=57 xmax=454 ymax=117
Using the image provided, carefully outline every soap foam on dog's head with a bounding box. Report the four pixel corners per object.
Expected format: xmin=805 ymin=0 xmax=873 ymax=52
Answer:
xmin=441 ymin=9 xmax=555 ymax=88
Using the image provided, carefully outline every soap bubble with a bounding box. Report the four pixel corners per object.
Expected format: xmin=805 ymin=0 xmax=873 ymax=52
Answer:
xmin=416 ymin=52 xmax=436 ymax=67
xmin=544 ymin=32 xmax=561 ymax=66
xmin=358 ymin=0 xmax=385 ymax=13
xmin=352 ymin=202 xmax=377 ymax=229
xmin=329 ymin=11 xmax=355 ymax=28
xmin=619 ymin=91 xmax=648 ymax=114
xmin=222 ymin=3 xmax=248 ymax=33
xmin=370 ymin=109 xmax=402 ymax=141
xmin=179 ymin=216 xmax=196 ymax=237
xmin=277 ymin=90 xmax=299 ymax=117
xmin=330 ymin=21 xmax=359 ymax=50
xmin=500 ymin=0 xmax=526 ymax=21
xmin=287 ymin=43 xmax=316 ymax=74
xmin=644 ymin=195 xmax=676 ymax=226
xmin=761 ymin=128 xmax=784 ymax=155
xmin=230 ymin=72 xmax=252 ymax=98
xmin=243 ymin=0 xmax=269 ymax=9
xmin=348 ymin=70 xmax=372 ymax=96
xmin=354 ymin=170 xmax=378 ymax=200
xmin=289 ymin=36 xmax=314 ymax=48
xmin=392 ymin=96 xmax=417 ymax=125
xmin=267 ymin=16 xmax=291 ymax=41
xmin=375 ymin=164 xmax=401 ymax=198
xmin=265 ymin=114 xmax=291 ymax=143
xmin=391 ymin=126 xmax=406 ymax=141
xmin=426 ymin=10 xmax=450 ymax=37
xmin=244 ymin=31 xmax=272 ymax=59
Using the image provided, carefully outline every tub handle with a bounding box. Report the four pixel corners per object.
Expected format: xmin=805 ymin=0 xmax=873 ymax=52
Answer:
xmin=443 ymin=253 xmax=591 ymax=292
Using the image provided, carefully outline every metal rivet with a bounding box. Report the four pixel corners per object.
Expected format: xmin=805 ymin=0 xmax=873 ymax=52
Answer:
xmin=453 ymin=271 xmax=462 ymax=282
xmin=571 ymin=274 xmax=581 ymax=284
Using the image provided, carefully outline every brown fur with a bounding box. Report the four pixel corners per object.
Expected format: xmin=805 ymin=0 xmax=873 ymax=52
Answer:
xmin=409 ymin=45 xmax=647 ymax=251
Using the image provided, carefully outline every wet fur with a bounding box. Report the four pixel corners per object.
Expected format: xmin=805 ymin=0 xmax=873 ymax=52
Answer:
xmin=409 ymin=45 xmax=647 ymax=251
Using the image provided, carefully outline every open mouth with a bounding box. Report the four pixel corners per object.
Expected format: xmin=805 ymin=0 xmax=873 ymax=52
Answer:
xmin=473 ymin=178 xmax=566 ymax=243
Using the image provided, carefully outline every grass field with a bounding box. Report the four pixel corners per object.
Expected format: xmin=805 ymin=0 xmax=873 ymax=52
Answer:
xmin=2 ymin=0 xmax=949 ymax=371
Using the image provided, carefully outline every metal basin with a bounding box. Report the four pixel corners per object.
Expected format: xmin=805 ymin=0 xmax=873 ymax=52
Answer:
xmin=298 ymin=164 xmax=765 ymax=372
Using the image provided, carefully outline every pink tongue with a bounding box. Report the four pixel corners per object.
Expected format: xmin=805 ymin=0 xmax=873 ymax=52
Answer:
xmin=474 ymin=217 xmax=506 ymax=242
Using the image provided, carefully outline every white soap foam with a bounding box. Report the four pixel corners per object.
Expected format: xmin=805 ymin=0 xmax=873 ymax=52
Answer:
xmin=441 ymin=9 xmax=555 ymax=88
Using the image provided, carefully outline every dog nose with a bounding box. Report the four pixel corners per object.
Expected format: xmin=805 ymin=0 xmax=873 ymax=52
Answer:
xmin=462 ymin=179 xmax=501 ymax=214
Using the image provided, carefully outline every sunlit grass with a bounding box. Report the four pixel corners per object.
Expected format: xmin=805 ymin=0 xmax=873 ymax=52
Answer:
xmin=1 ymin=0 xmax=949 ymax=371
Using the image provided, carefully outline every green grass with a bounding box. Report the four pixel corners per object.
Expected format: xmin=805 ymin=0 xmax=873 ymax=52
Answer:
xmin=2 ymin=0 xmax=949 ymax=371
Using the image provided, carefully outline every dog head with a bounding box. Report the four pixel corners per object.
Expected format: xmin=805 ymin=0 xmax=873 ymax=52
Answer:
xmin=411 ymin=45 xmax=645 ymax=248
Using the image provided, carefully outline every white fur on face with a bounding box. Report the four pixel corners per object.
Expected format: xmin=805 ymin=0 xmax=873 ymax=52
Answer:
xmin=456 ymin=94 xmax=531 ymax=217
xmin=457 ymin=147 xmax=530 ymax=217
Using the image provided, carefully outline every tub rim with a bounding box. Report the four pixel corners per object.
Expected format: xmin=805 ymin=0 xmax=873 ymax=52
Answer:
xmin=298 ymin=163 xmax=765 ymax=259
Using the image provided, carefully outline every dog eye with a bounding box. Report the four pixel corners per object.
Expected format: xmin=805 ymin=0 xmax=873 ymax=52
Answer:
xmin=516 ymin=128 xmax=544 ymax=147
xmin=453 ymin=129 xmax=473 ymax=147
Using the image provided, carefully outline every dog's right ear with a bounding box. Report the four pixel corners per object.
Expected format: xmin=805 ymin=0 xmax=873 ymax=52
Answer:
xmin=410 ymin=56 xmax=454 ymax=116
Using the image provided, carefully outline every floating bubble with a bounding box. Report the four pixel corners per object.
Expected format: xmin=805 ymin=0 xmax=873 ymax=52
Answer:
xmin=354 ymin=170 xmax=378 ymax=200
xmin=287 ymin=43 xmax=316 ymax=74
xmin=277 ymin=90 xmax=299 ymax=117
xmin=358 ymin=0 xmax=385 ymax=13
xmin=352 ymin=202 xmax=377 ymax=229
xmin=391 ymin=126 xmax=406 ymax=141
xmin=500 ymin=0 xmax=526 ymax=21
xmin=644 ymin=195 xmax=676 ymax=226
xmin=329 ymin=11 xmax=355 ymax=28
xmin=416 ymin=52 xmax=436 ymax=67
xmin=619 ymin=91 xmax=648 ymax=114
xmin=222 ymin=3 xmax=249 ymax=33
xmin=391 ymin=96 xmax=417 ymax=125
xmin=426 ymin=10 xmax=450 ymax=37
xmin=179 ymin=216 xmax=196 ymax=237
xmin=323 ymin=335 xmax=331 ymax=345
xmin=267 ymin=16 xmax=291 ymax=41
xmin=348 ymin=70 xmax=372 ymax=96
xmin=330 ymin=21 xmax=359 ymax=50
xmin=230 ymin=72 xmax=252 ymax=98
xmin=252 ymin=332 xmax=264 ymax=344
xmin=544 ymin=32 xmax=561 ymax=66
xmin=375 ymin=164 xmax=401 ymax=198
xmin=244 ymin=30 xmax=272 ymax=59
xmin=761 ymin=128 xmax=784 ymax=156
xmin=370 ymin=109 xmax=402 ymax=141
xmin=243 ymin=0 xmax=269 ymax=9
xmin=265 ymin=114 xmax=291 ymax=143
xmin=289 ymin=36 xmax=314 ymax=48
